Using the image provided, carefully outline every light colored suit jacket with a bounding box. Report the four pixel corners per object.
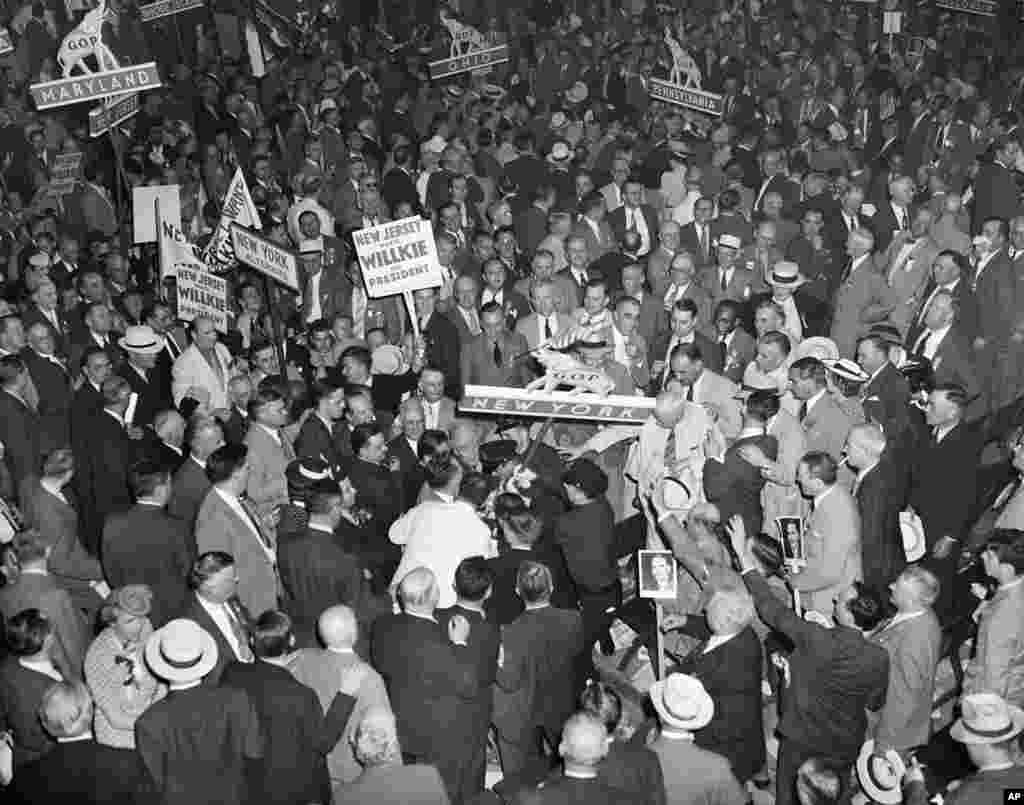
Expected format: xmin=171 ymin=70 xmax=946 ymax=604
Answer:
xmin=885 ymin=236 xmax=939 ymax=336
xmin=801 ymin=391 xmax=855 ymax=462
xmin=288 ymin=648 xmax=391 ymax=784
xmin=421 ymin=397 xmax=457 ymax=433
xmin=762 ymin=408 xmax=808 ymax=529
xmin=194 ymin=487 xmax=280 ymax=616
xmin=172 ymin=342 xmax=233 ymax=412
xmin=244 ymin=422 xmax=295 ymax=516
xmin=829 ymin=254 xmax=894 ymax=358
xmin=793 ymin=483 xmax=862 ymax=614
xmin=516 ymin=312 xmax=576 ymax=351
xmin=691 ymin=369 xmax=742 ymax=441
xmin=870 ymin=609 xmax=942 ymax=750
xmin=963 ymin=578 xmax=1024 ymax=707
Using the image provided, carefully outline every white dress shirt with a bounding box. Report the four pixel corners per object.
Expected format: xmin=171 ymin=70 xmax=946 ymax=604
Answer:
xmin=306 ymin=270 xmax=323 ymax=322
xmin=625 ymin=206 xmax=651 ymax=254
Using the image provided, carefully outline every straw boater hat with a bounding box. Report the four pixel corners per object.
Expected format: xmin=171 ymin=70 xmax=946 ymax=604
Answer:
xmin=793 ymin=336 xmax=840 ymax=363
xmin=824 ymin=357 xmax=869 ymax=384
xmin=547 ymin=140 xmax=573 ymax=165
xmin=856 ymin=740 xmax=907 ymax=805
xmin=649 ymin=673 xmax=714 ymax=732
xmin=950 ymin=692 xmax=1024 ymax=745
xmin=767 ymin=260 xmax=807 ymax=288
xmin=145 ymin=619 xmax=219 ymax=684
xmin=118 ymin=325 xmax=165 ymax=356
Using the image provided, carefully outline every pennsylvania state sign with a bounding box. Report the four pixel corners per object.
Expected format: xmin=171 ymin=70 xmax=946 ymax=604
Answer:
xmin=648 ymin=79 xmax=724 ymax=116
xmin=31 ymin=63 xmax=161 ymax=111
xmin=139 ymin=0 xmax=205 ymax=22
xmin=460 ymin=385 xmax=656 ymax=423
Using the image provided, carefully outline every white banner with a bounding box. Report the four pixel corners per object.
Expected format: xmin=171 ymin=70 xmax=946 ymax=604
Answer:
xmin=134 ymin=184 xmax=180 ymax=243
xmin=204 ymin=167 xmax=261 ymax=272
xmin=231 ymin=224 xmax=299 ymax=291
xmin=176 ymin=266 xmax=229 ymax=333
xmin=352 ymin=216 xmax=443 ymax=299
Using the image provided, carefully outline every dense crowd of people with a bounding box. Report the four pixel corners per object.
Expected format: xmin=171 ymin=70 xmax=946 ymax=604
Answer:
xmin=1 ymin=0 xmax=1024 ymax=803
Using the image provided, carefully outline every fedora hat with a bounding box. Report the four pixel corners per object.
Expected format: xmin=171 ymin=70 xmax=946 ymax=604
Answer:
xmin=793 ymin=336 xmax=839 ymax=363
xmin=824 ymin=357 xmax=869 ymax=384
xmin=856 ymin=740 xmax=906 ymax=804
xmin=145 ymin=619 xmax=218 ymax=684
xmin=371 ymin=344 xmax=406 ymax=376
xmin=118 ymin=325 xmax=165 ymax=355
xmin=767 ymin=261 xmax=807 ymax=288
xmin=951 ymin=693 xmax=1024 ymax=745
xmin=649 ymin=673 xmax=714 ymax=732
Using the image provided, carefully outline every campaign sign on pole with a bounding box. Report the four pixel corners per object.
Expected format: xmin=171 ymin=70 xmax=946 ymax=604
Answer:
xmin=133 ymin=185 xmax=181 ymax=243
xmin=204 ymin=167 xmax=261 ymax=272
xmin=352 ymin=216 xmax=443 ymax=299
xmin=460 ymin=386 xmax=657 ymax=423
xmin=0 ymin=27 xmax=13 ymax=56
xmin=428 ymin=45 xmax=509 ymax=80
xmin=49 ymin=152 xmax=83 ymax=194
xmin=648 ymin=79 xmax=724 ymax=116
xmin=139 ymin=0 xmax=204 ymax=22
xmin=231 ymin=225 xmax=300 ymax=292
xmin=30 ymin=63 xmax=160 ymax=110
xmin=936 ymin=0 xmax=997 ymax=14
xmin=175 ymin=266 xmax=229 ymax=332
xmin=88 ymin=92 xmax=140 ymax=138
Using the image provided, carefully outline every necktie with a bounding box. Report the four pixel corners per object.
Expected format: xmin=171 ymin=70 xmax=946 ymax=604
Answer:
xmin=720 ymin=270 xmax=728 ymax=292
xmin=686 ymin=384 xmax=694 ymax=402
xmin=664 ymin=428 xmax=677 ymax=470
xmin=699 ymin=226 xmax=707 ymax=260
xmin=225 ymin=601 xmax=254 ymax=662
xmin=493 ymin=341 xmax=502 ymax=367
xmin=469 ymin=309 xmax=481 ymax=335
xmin=798 ymin=401 xmax=808 ymax=422
xmin=840 ymin=259 xmax=854 ymax=285
xmin=718 ymin=337 xmax=728 ymax=367
xmin=914 ymin=330 xmax=931 ymax=357
xmin=239 ymin=497 xmax=274 ymax=553
xmin=279 ymin=429 xmax=295 ymax=461
xmin=544 ymin=317 xmax=553 ymax=340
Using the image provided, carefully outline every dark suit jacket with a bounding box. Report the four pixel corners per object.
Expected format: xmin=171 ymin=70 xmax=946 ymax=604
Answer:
xmin=369 ymin=372 xmax=418 ymax=418
xmin=22 ymin=303 xmax=71 ymax=357
xmin=0 ymin=657 xmax=56 ymax=767
xmin=676 ymin=626 xmax=765 ymax=782
xmin=166 ymin=456 xmax=210 ymax=535
xmin=371 ymin=612 xmax=480 ymax=763
xmin=972 ymin=161 xmax=1020 ymax=232
xmin=294 ymin=414 xmax=350 ymax=478
xmin=909 ymin=421 xmax=982 ymax=547
xmin=928 ymin=328 xmax=984 ymax=413
xmin=220 ymin=660 xmax=354 ymax=805
xmin=746 ymin=291 xmax=830 ymax=338
xmin=869 ymin=202 xmax=912 ymax=255
xmin=514 ymin=774 xmax=646 ymax=805
xmin=338 ymin=764 xmax=451 ymax=805
xmin=703 ymin=434 xmax=778 ymax=540
xmin=860 ymin=362 xmax=910 ymax=436
xmin=387 ymin=435 xmax=424 ymax=511
xmin=754 ymin=173 xmax=801 ymax=215
xmin=221 ymin=408 xmax=249 ymax=446
xmin=179 ymin=594 xmax=253 ymax=686
xmin=0 ymin=389 xmax=42 ymax=490
xmin=904 ymin=279 xmax=979 ymax=347
xmin=70 ymin=382 xmax=104 ymax=445
xmin=102 ymin=503 xmax=193 ymax=627
xmin=122 ymin=364 xmax=174 ymax=428
xmin=0 ymin=572 xmax=90 ymax=679
xmin=422 ymin=312 xmax=462 ymax=398
xmin=22 ymin=349 xmax=73 ymax=454
xmin=493 ymin=606 xmax=585 ymax=741
xmin=74 ymin=410 xmax=137 ymax=556
xmin=607 ymin=205 xmax=660 ymax=253
xmin=647 ymin=331 xmax=723 ymax=390
xmin=134 ymin=682 xmax=263 ymax=805
xmin=381 ymin=166 xmax=419 ymax=211
xmin=460 ymin=330 xmax=532 ymax=388
xmin=515 ymin=204 xmax=551 ymax=258
xmin=277 ymin=525 xmax=363 ymax=645
xmin=7 ymin=737 xmax=149 ymax=804
xmin=554 ymin=499 xmax=618 ymax=593
xmin=973 ymin=249 xmax=1017 ymax=344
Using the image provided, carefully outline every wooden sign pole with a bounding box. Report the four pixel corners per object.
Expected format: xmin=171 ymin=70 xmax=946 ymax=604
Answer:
xmin=262 ymin=275 xmax=288 ymax=383
xmin=655 ymin=602 xmax=666 ymax=680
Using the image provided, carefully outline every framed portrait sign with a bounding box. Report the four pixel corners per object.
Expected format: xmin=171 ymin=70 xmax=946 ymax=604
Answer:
xmin=775 ymin=516 xmax=806 ymax=568
xmin=638 ymin=549 xmax=678 ymax=600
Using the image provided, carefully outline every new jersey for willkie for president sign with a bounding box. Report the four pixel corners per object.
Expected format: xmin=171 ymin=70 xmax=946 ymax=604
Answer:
xmin=353 ymin=216 xmax=443 ymax=299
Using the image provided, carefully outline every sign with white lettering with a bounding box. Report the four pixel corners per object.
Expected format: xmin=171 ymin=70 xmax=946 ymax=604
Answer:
xmin=0 ymin=27 xmax=13 ymax=56
xmin=30 ymin=63 xmax=161 ymax=110
xmin=936 ymin=0 xmax=996 ymax=13
xmin=139 ymin=0 xmax=204 ymax=22
xmin=352 ymin=216 xmax=443 ymax=299
xmin=175 ymin=265 xmax=229 ymax=332
xmin=231 ymin=225 xmax=300 ymax=292
xmin=428 ymin=44 xmax=509 ymax=80
xmin=460 ymin=386 xmax=657 ymax=423
xmin=649 ymin=78 xmax=724 ymax=116
xmin=204 ymin=167 xmax=261 ymax=272
xmin=88 ymin=92 xmax=139 ymax=137
xmin=49 ymin=152 xmax=83 ymax=195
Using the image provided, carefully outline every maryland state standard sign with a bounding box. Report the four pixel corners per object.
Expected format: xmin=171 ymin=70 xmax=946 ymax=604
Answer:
xmin=31 ymin=63 xmax=160 ymax=110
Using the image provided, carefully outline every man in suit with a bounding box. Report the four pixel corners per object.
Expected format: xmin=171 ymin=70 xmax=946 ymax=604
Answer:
xmin=195 ymin=443 xmax=282 ymax=617
xmin=118 ymin=325 xmax=174 ymax=428
xmin=435 ymin=557 xmax=500 ymax=803
xmin=493 ymin=561 xmax=585 ymax=781
xmin=555 ymin=235 xmax=594 ymax=312
xmin=573 ymin=192 xmax=616 ymax=261
xmin=278 ymin=485 xmax=364 ymax=647
xmin=972 ymin=136 xmax=1021 ymax=232
xmin=880 ymin=208 xmax=942 ymax=336
xmin=904 ymin=250 xmax=980 ymax=350
xmin=616 ymin=262 xmax=667 ymax=348
xmin=7 ymin=681 xmax=149 ymax=804
xmin=515 ymin=184 xmax=557 ymax=259
xmin=971 ymin=218 xmax=1019 ymax=352
xmin=347 ymin=422 xmax=404 ymax=579
xmin=827 ymin=184 xmax=868 ymax=254
xmin=830 ymin=228 xmax=894 ymax=358
xmin=22 ymin=279 xmax=70 ymax=358
xmin=0 ymin=355 xmax=42 ymax=493
xmin=698 ymin=233 xmax=759 ymax=313
xmin=667 ymin=343 xmax=743 ymax=441
xmin=908 ymin=291 xmax=983 ymax=412
xmin=22 ymin=321 xmax=71 ymax=454
xmin=902 ymin=92 xmax=936 ymax=177
xmin=149 ymin=409 xmax=188 ymax=474
xmin=460 ymin=302 xmax=532 ymax=388
xmin=167 ymin=417 xmax=223 ymax=532
xmin=341 ymin=707 xmax=451 ymax=805
xmin=220 ymin=609 xmax=358 ymax=805
xmin=679 ymin=197 xmax=718 ymax=270
xmin=68 ymin=302 xmax=122 ymax=379
xmin=371 ymin=567 xmax=481 ymax=800
xmin=74 ymin=375 xmax=138 ymax=556
xmin=789 ymin=357 xmax=856 ymax=462
xmin=293 ymin=380 xmax=349 ymax=476
xmin=102 ymin=462 xmax=192 ymax=628
xmin=607 ymin=178 xmax=659 ymax=258
xmin=243 ymin=386 xmax=295 ymax=519
xmin=135 ymin=618 xmax=264 ymax=805
xmin=417 ymin=369 xmax=457 ymax=433
xmin=649 ymin=299 xmax=723 ymax=392
xmin=412 ymin=287 xmax=461 ymax=399
xmin=298 ymin=217 xmax=352 ymax=326
xmin=69 ymin=346 xmax=110 ymax=444
xmin=517 ymin=278 xmax=574 ymax=351
xmin=868 ymin=175 xmax=915 ymax=255
xmin=856 ymin=334 xmax=910 ymax=436
xmin=662 ymin=252 xmax=714 ymax=336
xmin=600 ymin=157 xmax=631 ymax=213
xmin=792 ymin=451 xmax=863 ymax=614
xmin=172 ymin=316 xmax=233 ymax=412
xmin=870 ymin=566 xmax=943 ymax=755
xmin=712 ymin=300 xmax=757 ymax=385
xmin=753 ymin=150 xmax=801 ymax=215
xmin=909 ymin=384 xmax=982 ymax=613
xmin=748 ymin=261 xmax=830 ymax=341
xmin=482 ymin=259 xmax=532 ymax=331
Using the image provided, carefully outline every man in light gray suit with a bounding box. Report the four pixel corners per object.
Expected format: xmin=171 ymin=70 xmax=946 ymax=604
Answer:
xmin=793 ymin=451 xmax=862 ymax=614
xmin=290 ymin=605 xmax=391 ymax=786
xmin=244 ymin=386 xmax=295 ymax=519
xmin=572 ymin=192 xmax=616 ymax=261
xmin=829 ymin=228 xmax=895 ymax=358
xmin=668 ymin=342 xmax=742 ymax=441
xmin=869 ymin=565 xmax=942 ymax=755
xmin=195 ymin=443 xmax=281 ymax=617
xmin=788 ymin=357 xmax=857 ymax=463
xmin=516 ymin=278 xmax=575 ymax=350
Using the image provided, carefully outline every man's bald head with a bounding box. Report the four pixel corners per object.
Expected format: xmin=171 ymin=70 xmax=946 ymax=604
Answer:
xmin=318 ymin=605 xmax=358 ymax=649
xmin=397 ymin=567 xmax=439 ymax=613
xmin=154 ymin=409 xmax=185 ymax=444
xmin=559 ymin=713 xmax=610 ymax=768
xmin=653 ymin=391 xmax=686 ymax=429
xmin=849 ymin=423 xmax=886 ymax=458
